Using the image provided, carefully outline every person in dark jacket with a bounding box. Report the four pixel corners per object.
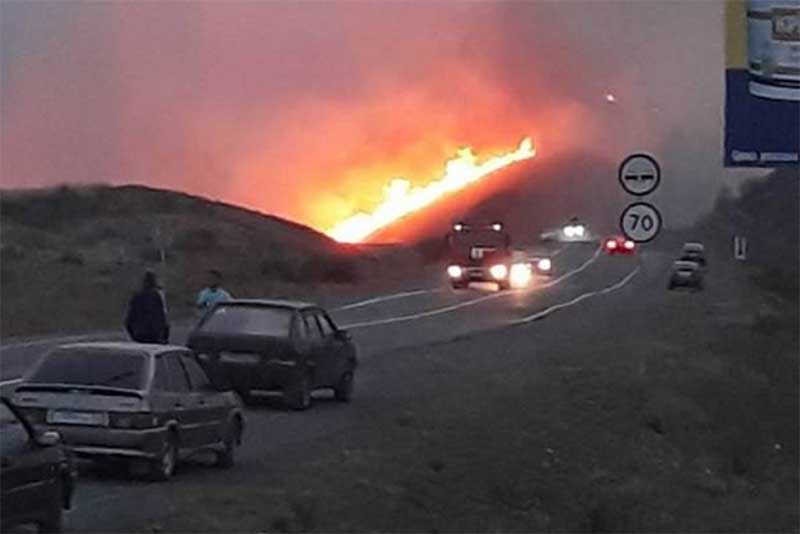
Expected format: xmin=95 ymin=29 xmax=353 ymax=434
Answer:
xmin=125 ymin=270 xmax=170 ymax=344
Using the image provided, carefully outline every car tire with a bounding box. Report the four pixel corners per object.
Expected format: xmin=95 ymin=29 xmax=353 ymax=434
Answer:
xmin=216 ymin=419 xmax=241 ymax=469
xmin=149 ymin=433 xmax=178 ymax=481
xmin=334 ymin=371 xmax=354 ymax=403
xmin=287 ymin=372 xmax=312 ymax=411
xmin=40 ymin=482 xmax=64 ymax=533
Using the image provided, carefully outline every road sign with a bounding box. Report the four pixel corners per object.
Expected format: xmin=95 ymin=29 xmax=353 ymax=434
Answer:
xmin=619 ymin=153 xmax=661 ymax=196
xmin=620 ymin=202 xmax=662 ymax=243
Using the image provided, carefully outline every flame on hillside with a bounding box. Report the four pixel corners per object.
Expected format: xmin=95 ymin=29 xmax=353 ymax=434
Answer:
xmin=327 ymin=137 xmax=535 ymax=243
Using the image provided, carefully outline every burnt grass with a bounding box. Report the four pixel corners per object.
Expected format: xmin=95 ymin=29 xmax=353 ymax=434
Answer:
xmin=145 ymin=245 xmax=798 ymax=532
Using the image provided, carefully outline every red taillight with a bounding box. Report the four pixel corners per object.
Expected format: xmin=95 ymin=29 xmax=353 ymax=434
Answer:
xmin=624 ymin=240 xmax=635 ymax=250
xmin=606 ymin=240 xmax=618 ymax=249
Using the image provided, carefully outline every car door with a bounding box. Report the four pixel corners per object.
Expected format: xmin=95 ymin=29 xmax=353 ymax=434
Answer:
xmin=0 ymin=401 xmax=58 ymax=528
xmin=180 ymin=352 xmax=227 ymax=446
xmin=312 ymin=311 xmax=346 ymax=386
xmin=301 ymin=311 xmax=325 ymax=386
xmin=161 ymin=352 xmax=201 ymax=449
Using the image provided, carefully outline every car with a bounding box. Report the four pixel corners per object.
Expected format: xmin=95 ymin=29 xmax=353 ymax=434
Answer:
xmin=668 ymin=260 xmax=704 ymax=291
xmin=680 ymin=242 xmax=707 ymax=268
xmin=187 ymin=300 xmax=358 ymax=411
xmin=604 ymin=236 xmax=636 ymax=255
xmin=1 ymin=397 xmax=75 ymax=533
xmin=540 ymin=217 xmax=594 ymax=243
xmin=446 ymin=222 xmax=529 ymax=290
xmin=12 ymin=343 xmax=244 ymax=481
xmin=528 ymin=255 xmax=554 ymax=276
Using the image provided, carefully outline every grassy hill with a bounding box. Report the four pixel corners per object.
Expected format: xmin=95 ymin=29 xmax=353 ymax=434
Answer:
xmin=0 ymin=185 xmax=368 ymax=337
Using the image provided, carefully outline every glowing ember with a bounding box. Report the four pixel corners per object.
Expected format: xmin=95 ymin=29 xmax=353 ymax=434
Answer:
xmin=327 ymin=137 xmax=535 ymax=243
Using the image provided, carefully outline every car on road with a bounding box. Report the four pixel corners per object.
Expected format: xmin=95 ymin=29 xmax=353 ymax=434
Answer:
xmin=680 ymin=242 xmax=707 ymax=268
xmin=446 ymin=222 xmax=527 ymax=290
xmin=540 ymin=217 xmax=594 ymax=243
xmin=12 ymin=343 xmax=244 ymax=481
xmin=668 ymin=260 xmax=704 ymax=291
xmin=187 ymin=300 xmax=358 ymax=410
xmin=1 ymin=397 xmax=75 ymax=533
xmin=604 ymin=236 xmax=636 ymax=255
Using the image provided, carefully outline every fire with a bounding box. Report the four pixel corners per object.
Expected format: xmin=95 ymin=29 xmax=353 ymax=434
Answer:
xmin=327 ymin=137 xmax=535 ymax=243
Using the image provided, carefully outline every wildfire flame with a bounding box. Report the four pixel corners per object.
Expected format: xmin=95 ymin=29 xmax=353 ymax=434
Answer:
xmin=327 ymin=137 xmax=535 ymax=243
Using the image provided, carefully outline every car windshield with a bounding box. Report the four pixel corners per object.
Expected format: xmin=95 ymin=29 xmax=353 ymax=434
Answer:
xmin=199 ymin=305 xmax=293 ymax=337
xmin=29 ymin=348 xmax=147 ymax=390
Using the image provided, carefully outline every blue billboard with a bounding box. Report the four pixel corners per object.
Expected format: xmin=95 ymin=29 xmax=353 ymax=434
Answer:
xmin=725 ymin=0 xmax=799 ymax=167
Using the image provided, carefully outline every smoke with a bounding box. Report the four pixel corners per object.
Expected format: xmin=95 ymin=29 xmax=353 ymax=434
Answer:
xmin=2 ymin=1 xmax=730 ymax=233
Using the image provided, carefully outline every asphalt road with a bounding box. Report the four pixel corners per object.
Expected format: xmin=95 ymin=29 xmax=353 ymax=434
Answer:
xmin=0 ymin=242 xmax=656 ymax=531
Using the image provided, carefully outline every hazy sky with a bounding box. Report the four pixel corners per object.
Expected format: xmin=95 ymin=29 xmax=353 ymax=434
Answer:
xmin=1 ymin=0 xmax=747 ymax=232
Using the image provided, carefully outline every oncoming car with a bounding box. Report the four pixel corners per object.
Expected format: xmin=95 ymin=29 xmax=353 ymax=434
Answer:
xmin=13 ymin=343 xmax=244 ymax=481
xmin=604 ymin=236 xmax=636 ymax=255
xmin=540 ymin=217 xmax=594 ymax=243
xmin=187 ymin=300 xmax=358 ymax=410
xmin=446 ymin=222 xmax=530 ymax=290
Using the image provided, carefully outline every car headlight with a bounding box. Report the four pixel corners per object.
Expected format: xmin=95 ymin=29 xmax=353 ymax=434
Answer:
xmin=490 ymin=264 xmax=508 ymax=280
xmin=574 ymin=225 xmax=585 ymax=237
xmin=509 ymin=263 xmax=532 ymax=287
xmin=447 ymin=265 xmax=463 ymax=278
xmin=563 ymin=226 xmax=575 ymax=238
xmin=537 ymin=258 xmax=552 ymax=271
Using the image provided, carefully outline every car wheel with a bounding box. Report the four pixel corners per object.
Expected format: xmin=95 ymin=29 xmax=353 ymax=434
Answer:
xmin=287 ymin=373 xmax=312 ymax=411
xmin=39 ymin=481 xmax=64 ymax=533
xmin=334 ymin=371 xmax=354 ymax=402
xmin=216 ymin=419 xmax=241 ymax=469
xmin=149 ymin=433 xmax=178 ymax=481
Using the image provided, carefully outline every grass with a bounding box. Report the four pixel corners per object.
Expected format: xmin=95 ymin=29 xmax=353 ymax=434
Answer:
xmin=0 ymin=185 xmax=364 ymax=338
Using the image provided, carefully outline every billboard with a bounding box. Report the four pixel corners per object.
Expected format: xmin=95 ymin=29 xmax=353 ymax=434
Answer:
xmin=724 ymin=0 xmax=799 ymax=167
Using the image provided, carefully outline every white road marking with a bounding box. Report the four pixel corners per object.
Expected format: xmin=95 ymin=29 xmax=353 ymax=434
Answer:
xmin=335 ymin=288 xmax=440 ymax=311
xmin=342 ymin=246 xmax=602 ymax=330
xmin=511 ymin=266 xmax=640 ymax=324
xmin=0 ymin=378 xmax=23 ymax=387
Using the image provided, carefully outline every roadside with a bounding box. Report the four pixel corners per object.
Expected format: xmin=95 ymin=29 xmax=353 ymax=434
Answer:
xmin=81 ymin=243 xmax=797 ymax=532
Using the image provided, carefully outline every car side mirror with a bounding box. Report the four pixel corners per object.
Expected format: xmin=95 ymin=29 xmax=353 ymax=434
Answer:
xmin=37 ymin=431 xmax=61 ymax=447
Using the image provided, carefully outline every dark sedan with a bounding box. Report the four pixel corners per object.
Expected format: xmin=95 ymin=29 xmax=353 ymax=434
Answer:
xmin=1 ymin=397 xmax=75 ymax=533
xmin=13 ymin=343 xmax=245 ymax=481
xmin=187 ymin=300 xmax=358 ymax=410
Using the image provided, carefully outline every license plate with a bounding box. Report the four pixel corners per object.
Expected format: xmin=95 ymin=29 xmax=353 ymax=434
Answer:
xmin=47 ymin=410 xmax=108 ymax=426
xmin=220 ymin=352 xmax=261 ymax=364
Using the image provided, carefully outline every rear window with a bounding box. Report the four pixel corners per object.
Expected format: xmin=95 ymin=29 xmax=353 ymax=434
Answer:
xmin=30 ymin=348 xmax=147 ymax=390
xmin=199 ymin=305 xmax=294 ymax=337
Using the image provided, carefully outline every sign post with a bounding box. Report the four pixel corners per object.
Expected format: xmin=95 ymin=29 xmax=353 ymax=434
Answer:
xmin=618 ymin=153 xmax=663 ymax=243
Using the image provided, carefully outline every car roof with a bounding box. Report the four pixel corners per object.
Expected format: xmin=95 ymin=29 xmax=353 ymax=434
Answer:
xmin=52 ymin=342 xmax=188 ymax=357
xmin=216 ymin=298 xmax=317 ymax=310
xmin=683 ymin=242 xmax=705 ymax=250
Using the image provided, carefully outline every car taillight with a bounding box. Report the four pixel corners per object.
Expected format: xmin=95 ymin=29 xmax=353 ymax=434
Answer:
xmin=110 ymin=413 xmax=159 ymax=429
xmin=624 ymin=240 xmax=635 ymax=250
xmin=606 ymin=240 xmax=618 ymax=249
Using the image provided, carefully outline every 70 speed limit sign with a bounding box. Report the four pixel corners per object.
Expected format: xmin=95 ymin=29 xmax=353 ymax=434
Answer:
xmin=620 ymin=202 xmax=662 ymax=243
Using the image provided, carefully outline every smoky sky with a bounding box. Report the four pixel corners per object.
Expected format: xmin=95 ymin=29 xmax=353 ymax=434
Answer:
xmin=1 ymin=1 xmax=739 ymax=232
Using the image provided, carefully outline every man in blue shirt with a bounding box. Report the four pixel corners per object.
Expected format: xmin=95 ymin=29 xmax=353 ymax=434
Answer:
xmin=196 ymin=270 xmax=232 ymax=313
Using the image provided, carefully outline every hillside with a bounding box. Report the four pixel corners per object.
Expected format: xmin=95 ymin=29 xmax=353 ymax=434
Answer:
xmin=0 ymin=185 xmax=368 ymax=337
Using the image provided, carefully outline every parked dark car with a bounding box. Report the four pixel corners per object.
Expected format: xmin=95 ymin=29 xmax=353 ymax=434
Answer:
xmin=187 ymin=300 xmax=358 ymax=410
xmin=12 ymin=343 xmax=244 ymax=481
xmin=1 ymin=397 xmax=75 ymax=533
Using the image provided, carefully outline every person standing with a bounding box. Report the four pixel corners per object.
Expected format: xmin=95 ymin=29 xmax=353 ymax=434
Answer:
xmin=196 ymin=270 xmax=232 ymax=313
xmin=125 ymin=270 xmax=170 ymax=344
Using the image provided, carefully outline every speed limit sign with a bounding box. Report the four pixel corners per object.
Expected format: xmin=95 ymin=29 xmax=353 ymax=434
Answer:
xmin=620 ymin=202 xmax=662 ymax=243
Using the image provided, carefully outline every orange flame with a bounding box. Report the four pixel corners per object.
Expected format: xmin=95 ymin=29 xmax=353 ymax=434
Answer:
xmin=327 ymin=137 xmax=535 ymax=243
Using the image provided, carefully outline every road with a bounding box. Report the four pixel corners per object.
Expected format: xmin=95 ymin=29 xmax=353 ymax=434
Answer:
xmin=1 ymin=243 xmax=669 ymax=531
